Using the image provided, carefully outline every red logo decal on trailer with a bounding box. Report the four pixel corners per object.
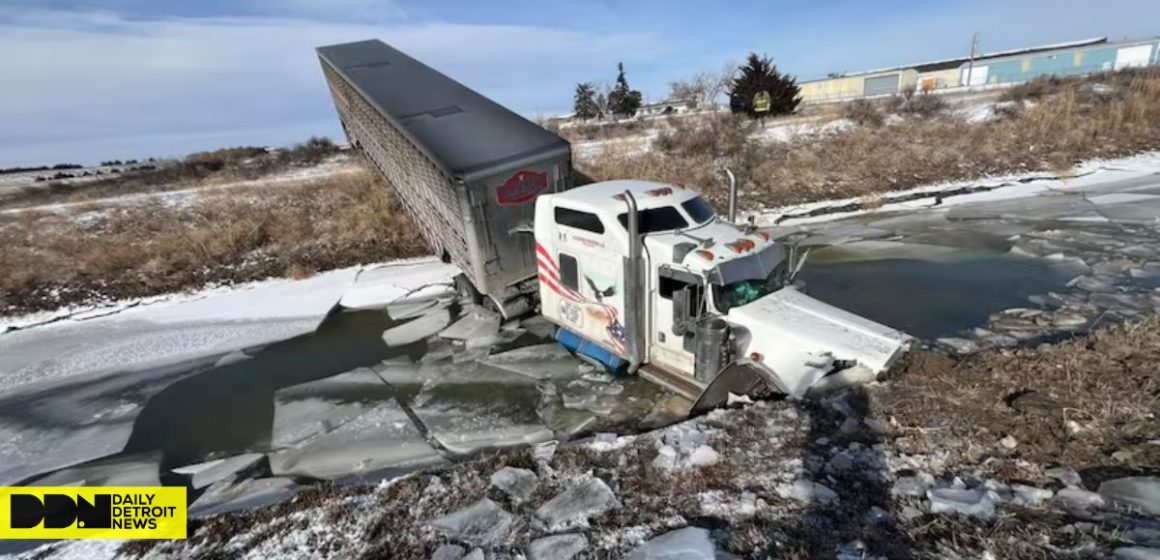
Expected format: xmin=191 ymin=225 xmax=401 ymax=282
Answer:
xmin=497 ymin=170 xmax=549 ymax=205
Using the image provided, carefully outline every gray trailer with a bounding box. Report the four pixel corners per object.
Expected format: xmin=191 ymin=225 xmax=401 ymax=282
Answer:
xmin=316 ymin=39 xmax=574 ymax=314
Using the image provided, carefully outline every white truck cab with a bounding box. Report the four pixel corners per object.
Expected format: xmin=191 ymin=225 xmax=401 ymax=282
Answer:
xmin=535 ymin=180 xmax=910 ymax=400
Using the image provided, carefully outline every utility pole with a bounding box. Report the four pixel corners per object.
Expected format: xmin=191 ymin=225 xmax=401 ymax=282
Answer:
xmin=965 ymin=32 xmax=979 ymax=87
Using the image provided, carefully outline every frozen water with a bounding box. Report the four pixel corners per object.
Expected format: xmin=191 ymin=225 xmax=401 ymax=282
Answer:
xmin=893 ymin=473 xmax=935 ymax=497
xmin=439 ymin=307 xmax=501 ymax=341
xmin=688 ymin=445 xmax=720 ymax=467
xmin=1115 ymin=547 xmax=1160 ymax=560
xmin=535 ymin=477 xmax=619 ymax=530
xmin=484 ymin=343 xmax=585 ymax=380
xmin=652 ymin=445 xmax=678 ymax=471
xmin=172 ymin=453 xmax=265 ymax=489
xmin=625 ymin=526 xmax=716 ymax=560
xmin=382 ymin=309 xmax=452 ymax=347
xmin=338 ymin=258 xmax=458 ymax=311
xmin=271 ymin=367 xmax=392 ymax=448
xmin=432 ymin=544 xmax=466 ymax=560
xmin=463 ymin=549 xmax=484 ymax=560
xmin=527 ymin=533 xmax=588 ymax=560
xmin=1099 ymin=477 xmax=1160 ymax=515
xmin=429 ymin=498 xmax=514 ymax=546
xmin=1045 ymin=466 xmax=1083 ymax=488
xmin=1055 ymin=487 xmax=1105 ymax=510
xmin=1010 ymin=484 xmax=1054 ymax=507
xmin=30 ymin=451 xmax=162 ymax=487
xmin=928 ymin=487 xmax=996 ymax=519
xmin=189 ymin=476 xmax=300 ymax=517
xmin=489 ymin=466 xmax=538 ymax=501
xmin=777 ymin=479 xmax=837 ymax=504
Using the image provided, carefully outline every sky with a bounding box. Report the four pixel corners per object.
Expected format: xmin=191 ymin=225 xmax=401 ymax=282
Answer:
xmin=2 ymin=0 xmax=1159 ymax=167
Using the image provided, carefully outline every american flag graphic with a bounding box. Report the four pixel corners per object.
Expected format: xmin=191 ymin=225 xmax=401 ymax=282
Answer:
xmin=536 ymin=242 xmax=627 ymax=355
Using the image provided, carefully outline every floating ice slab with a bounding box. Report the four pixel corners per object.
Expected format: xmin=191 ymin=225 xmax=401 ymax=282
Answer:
xmin=484 ymin=343 xmax=585 ymax=380
xmin=29 ymin=451 xmax=162 ymax=487
xmin=271 ymin=367 xmax=393 ymax=448
xmin=440 ymin=307 xmax=501 ymax=341
xmin=172 ymin=453 xmax=266 ymax=490
xmin=339 ymin=258 xmax=458 ymax=311
xmin=382 ymin=309 xmax=451 ymax=347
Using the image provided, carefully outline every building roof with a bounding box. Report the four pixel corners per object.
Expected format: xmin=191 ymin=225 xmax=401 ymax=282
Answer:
xmin=317 ymin=39 xmax=570 ymax=181
xmin=804 ymin=37 xmax=1110 ymax=82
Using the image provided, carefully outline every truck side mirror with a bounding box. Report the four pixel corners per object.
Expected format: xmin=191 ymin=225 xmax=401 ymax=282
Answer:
xmin=672 ymin=287 xmax=691 ymax=336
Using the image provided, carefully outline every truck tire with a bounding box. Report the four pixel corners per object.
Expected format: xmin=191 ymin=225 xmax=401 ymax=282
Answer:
xmin=453 ymin=273 xmax=483 ymax=305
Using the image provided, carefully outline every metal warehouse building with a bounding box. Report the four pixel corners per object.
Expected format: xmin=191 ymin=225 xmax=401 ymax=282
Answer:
xmin=799 ymin=36 xmax=1160 ymax=104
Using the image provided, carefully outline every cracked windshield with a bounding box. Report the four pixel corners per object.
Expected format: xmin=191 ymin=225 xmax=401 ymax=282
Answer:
xmin=2 ymin=1 xmax=1159 ymax=558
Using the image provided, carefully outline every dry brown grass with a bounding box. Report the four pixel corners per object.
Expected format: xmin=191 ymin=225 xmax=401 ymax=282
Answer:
xmin=0 ymin=167 xmax=427 ymax=315
xmin=877 ymin=315 xmax=1160 ymax=472
xmin=581 ymin=69 xmax=1160 ymax=210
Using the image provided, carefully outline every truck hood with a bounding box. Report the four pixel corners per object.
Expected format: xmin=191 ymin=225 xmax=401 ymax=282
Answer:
xmin=726 ymin=287 xmax=911 ymax=397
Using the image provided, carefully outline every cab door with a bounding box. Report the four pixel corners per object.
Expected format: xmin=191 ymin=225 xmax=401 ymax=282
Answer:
xmin=647 ymin=266 xmax=701 ymax=377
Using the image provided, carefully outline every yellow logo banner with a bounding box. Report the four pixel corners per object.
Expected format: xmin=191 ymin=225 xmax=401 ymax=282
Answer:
xmin=0 ymin=487 xmax=186 ymax=540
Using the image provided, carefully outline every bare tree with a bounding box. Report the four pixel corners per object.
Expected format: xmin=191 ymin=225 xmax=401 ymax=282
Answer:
xmin=592 ymin=80 xmax=613 ymax=119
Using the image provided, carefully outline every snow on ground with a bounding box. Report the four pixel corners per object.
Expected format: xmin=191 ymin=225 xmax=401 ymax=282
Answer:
xmin=754 ymin=117 xmax=854 ymax=143
xmin=750 ymin=151 xmax=1160 ymax=227
xmin=0 ymin=154 xmax=361 ymax=215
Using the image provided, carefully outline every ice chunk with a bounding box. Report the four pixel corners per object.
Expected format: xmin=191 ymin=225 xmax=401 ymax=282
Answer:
xmin=1044 ymin=466 xmax=1083 ymax=488
xmin=339 ymin=258 xmax=458 ymax=310
xmin=432 ymin=544 xmax=466 ymax=560
xmin=271 ymin=368 xmax=392 ymax=448
xmin=688 ymin=445 xmax=720 ymax=467
xmin=535 ymin=477 xmax=619 ymax=530
xmin=382 ymin=309 xmax=451 ymax=347
xmin=190 ymin=476 xmax=299 ymax=517
xmin=1114 ymin=547 xmax=1160 ymax=560
xmin=1099 ymin=477 xmax=1160 ymax=515
xmin=652 ymin=445 xmax=678 ymax=471
xmin=429 ymin=498 xmax=514 ymax=546
xmin=893 ymin=475 xmax=933 ymax=497
xmin=32 ymin=451 xmax=162 ymax=487
xmin=527 ymin=533 xmax=588 ymax=560
xmin=463 ymin=549 xmax=484 ymax=560
xmin=1010 ymin=484 xmax=1054 ymax=507
xmin=777 ymin=479 xmax=837 ymax=504
xmin=484 ymin=343 xmax=585 ymax=380
xmin=532 ymin=441 xmax=558 ymax=462
xmin=439 ymin=307 xmax=501 ymax=341
xmin=490 ymin=466 xmax=538 ymax=501
xmin=927 ymin=487 xmax=996 ymax=519
xmin=172 ymin=453 xmax=265 ymax=490
xmin=625 ymin=526 xmax=716 ymax=560
xmin=1055 ymin=487 xmax=1105 ymax=510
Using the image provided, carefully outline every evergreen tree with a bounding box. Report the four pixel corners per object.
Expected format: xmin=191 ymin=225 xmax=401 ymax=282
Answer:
xmin=573 ymin=82 xmax=599 ymax=120
xmin=729 ymin=53 xmax=801 ymax=118
xmin=607 ymin=63 xmax=643 ymax=118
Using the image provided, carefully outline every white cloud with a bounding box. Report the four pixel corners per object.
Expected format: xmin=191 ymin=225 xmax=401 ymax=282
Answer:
xmin=0 ymin=9 xmax=664 ymax=165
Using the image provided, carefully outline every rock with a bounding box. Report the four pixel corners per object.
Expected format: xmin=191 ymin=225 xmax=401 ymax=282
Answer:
xmin=688 ymin=445 xmax=720 ymax=467
xmin=839 ymin=417 xmax=861 ymax=435
xmin=863 ymin=417 xmax=890 ymax=435
xmin=927 ymin=488 xmax=995 ymax=520
xmin=777 ymin=479 xmax=837 ymax=504
xmin=1099 ymin=477 xmax=1160 ymax=515
xmin=625 ymin=526 xmax=716 ymax=560
xmin=527 ymin=533 xmax=588 ymax=560
xmin=652 ymin=445 xmax=678 ymax=471
xmin=1045 ymin=466 xmax=1083 ymax=488
xmin=1011 ymin=484 xmax=1054 ymax=507
xmin=1054 ymin=487 xmax=1105 ymax=510
xmin=827 ymin=452 xmax=854 ymax=472
xmin=999 ymin=435 xmax=1018 ymax=449
xmin=1115 ymin=548 xmax=1160 ymax=560
xmin=432 ymin=544 xmax=466 ymax=560
xmin=429 ymin=498 xmax=514 ymax=546
xmin=535 ymin=478 xmax=619 ymax=530
xmin=490 ymin=467 xmax=538 ymax=501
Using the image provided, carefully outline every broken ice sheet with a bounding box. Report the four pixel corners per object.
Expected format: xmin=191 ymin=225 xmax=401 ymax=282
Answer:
xmin=483 ymin=343 xmax=587 ymax=380
xmin=439 ymin=307 xmax=501 ymax=341
xmin=190 ymin=476 xmax=300 ymax=518
xmin=171 ymin=453 xmax=266 ymax=490
xmin=269 ymin=399 xmax=443 ymax=480
xmin=382 ymin=309 xmax=451 ymax=347
xmin=270 ymin=367 xmax=393 ymax=448
xmin=411 ymin=384 xmax=553 ymax=455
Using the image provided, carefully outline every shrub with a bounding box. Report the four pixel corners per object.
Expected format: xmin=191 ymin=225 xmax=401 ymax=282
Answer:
xmin=843 ymin=99 xmax=884 ymax=127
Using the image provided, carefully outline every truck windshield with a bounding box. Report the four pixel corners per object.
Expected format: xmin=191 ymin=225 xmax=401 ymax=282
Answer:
xmin=681 ymin=197 xmax=715 ymax=224
xmin=617 ymin=206 xmax=689 ymax=233
xmin=712 ymin=270 xmax=783 ymax=314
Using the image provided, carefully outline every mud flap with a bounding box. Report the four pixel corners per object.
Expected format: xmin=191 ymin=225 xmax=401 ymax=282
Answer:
xmin=689 ymin=359 xmax=787 ymax=417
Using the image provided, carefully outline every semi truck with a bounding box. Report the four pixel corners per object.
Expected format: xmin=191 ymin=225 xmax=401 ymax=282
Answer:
xmin=316 ymin=39 xmax=910 ymax=406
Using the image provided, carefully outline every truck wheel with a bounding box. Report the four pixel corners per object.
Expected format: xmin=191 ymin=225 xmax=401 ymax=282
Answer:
xmin=453 ymin=273 xmax=483 ymax=304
